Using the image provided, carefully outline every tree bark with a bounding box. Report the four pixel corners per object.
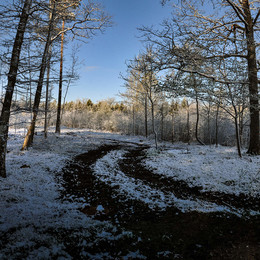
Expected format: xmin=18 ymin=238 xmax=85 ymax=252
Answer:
xmin=22 ymin=1 xmax=56 ymax=150
xmin=187 ymin=104 xmax=190 ymax=145
xmin=241 ymin=0 xmax=260 ymax=154
xmin=55 ymin=18 xmax=65 ymax=134
xmin=160 ymin=103 xmax=164 ymax=141
xmin=144 ymin=93 xmax=148 ymax=138
xmin=0 ymin=0 xmax=32 ymax=177
xmin=44 ymin=50 xmax=51 ymax=139
xmin=132 ymin=104 xmax=135 ymax=135
xmin=195 ymin=91 xmax=205 ymax=145
xmin=171 ymin=113 xmax=174 ymax=144
xmin=151 ymin=100 xmax=158 ymax=149
xmin=232 ymin=98 xmax=242 ymax=157
xmin=238 ymin=104 xmax=244 ymax=148
xmin=215 ymin=104 xmax=220 ymax=147
xmin=207 ymin=104 xmax=212 ymax=145
xmin=235 ymin=115 xmax=242 ymax=158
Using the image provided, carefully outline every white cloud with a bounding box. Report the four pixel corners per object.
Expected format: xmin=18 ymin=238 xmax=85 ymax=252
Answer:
xmin=84 ymin=66 xmax=100 ymax=72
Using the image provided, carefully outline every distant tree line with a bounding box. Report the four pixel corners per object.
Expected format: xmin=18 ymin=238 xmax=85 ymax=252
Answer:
xmin=11 ymin=97 xmax=247 ymax=150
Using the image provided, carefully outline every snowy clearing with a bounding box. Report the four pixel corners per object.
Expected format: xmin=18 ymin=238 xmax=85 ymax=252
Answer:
xmin=0 ymin=127 xmax=259 ymax=259
xmin=93 ymin=149 xmax=258 ymax=216
xmin=0 ymin=128 xmax=140 ymax=259
xmin=144 ymin=145 xmax=260 ymax=198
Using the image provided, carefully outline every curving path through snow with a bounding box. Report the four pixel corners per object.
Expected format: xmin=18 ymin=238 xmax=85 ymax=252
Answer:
xmin=61 ymin=141 xmax=260 ymax=259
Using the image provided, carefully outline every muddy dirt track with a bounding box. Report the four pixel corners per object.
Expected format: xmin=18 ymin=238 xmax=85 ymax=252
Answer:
xmin=61 ymin=142 xmax=260 ymax=259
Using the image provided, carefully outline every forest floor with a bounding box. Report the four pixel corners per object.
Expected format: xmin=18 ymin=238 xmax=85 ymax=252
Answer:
xmin=61 ymin=141 xmax=260 ymax=259
xmin=0 ymin=128 xmax=259 ymax=259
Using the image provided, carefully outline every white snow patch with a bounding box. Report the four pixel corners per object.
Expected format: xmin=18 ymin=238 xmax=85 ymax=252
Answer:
xmin=145 ymin=145 xmax=260 ymax=198
xmin=122 ymin=250 xmax=147 ymax=259
xmin=96 ymin=205 xmax=105 ymax=212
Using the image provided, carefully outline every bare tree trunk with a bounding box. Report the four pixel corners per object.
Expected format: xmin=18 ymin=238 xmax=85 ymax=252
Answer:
xmin=242 ymin=0 xmax=260 ymax=154
xmin=207 ymin=104 xmax=212 ymax=145
xmin=151 ymin=100 xmax=158 ymax=149
xmin=195 ymin=91 xmax=205 ymax=145
xmin=144 ymin=93 xmax=148 ymax=138
xmin=0 ymin=0 xmax=32 ymax=177
xmin=187 ymin=104 xmax=190 ymax=145
xmin=22 ymin=1 xmax=56 ymax=150
xmin=215 ymin=104 xmax=220 ymax=147
xmin=238 ymin=105 xmax=244 ymax=148
xmin=132 ymin=104 xmax=135 ymax=135
xmin=44 ymin=0 xmax=54 ymax=139
xmin=1 ymin=82 xmax=3 ymax=103
xmin=61 ymin=82 xmax=69 ymax=121
xmin=26 ymin=39 xmax=32 ymax=115
xmin=235 ymin=115 xmax=242 ymax=158
xmin=232 ymin=97 xmax=242 ymax=157
xmin=44 ymin=51 xmax=51 ymax=139
xmin=160 ymin=103 xmax=164 ymax=141
xmin=55 ymin=18 xmax=65 ymax=134
xmin=14 ymin=87 xmax=18 ymax=135
xmin=227 ymin=82 xmax=243 ymax=157
xmin=171 ymin=113 xmax=174 ymax=144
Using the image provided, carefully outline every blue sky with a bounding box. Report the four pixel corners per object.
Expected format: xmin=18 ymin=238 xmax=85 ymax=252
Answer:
xmin=66 ymin=0 xmax=172 ymax=102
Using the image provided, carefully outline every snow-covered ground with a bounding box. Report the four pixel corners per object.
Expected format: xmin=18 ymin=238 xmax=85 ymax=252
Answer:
xmin=92 ymin=145 xmax=259 ymax=217
xmin=0 ymin=127 xmax=144 ymax=259
xmin=93 ymin=150 xmax=240 ymax=214
xmin=144 ymin=145 xmax=260 ymax=198
xmin=0 ymin=127 xmax=259 ymax=258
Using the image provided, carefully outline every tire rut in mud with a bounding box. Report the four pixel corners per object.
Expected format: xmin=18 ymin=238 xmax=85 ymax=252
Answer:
xmin=118 ymin=146 xmax=260 ymax=212
xmin=60 ymin=143 xmax=260 ymax=259
xmin=60 ymin=143 xmax=165 ymax=258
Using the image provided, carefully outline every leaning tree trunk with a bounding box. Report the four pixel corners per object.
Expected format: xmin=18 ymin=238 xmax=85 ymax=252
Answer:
xmin=242 ymin=0 xmax=260 ymax=154
xmin=55 ymin=18 xmax=65 ymax=134
xmin=0 ymin=0 xmax=32 ymax=177
xmin=22 ymin=1 xmax=56 ymax=150
xmin=44 ymin=50 xmax=51 ymax=139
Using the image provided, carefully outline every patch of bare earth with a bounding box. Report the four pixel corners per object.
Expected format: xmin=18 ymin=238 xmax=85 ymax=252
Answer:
xmin=61 ymin=143 xmax=260 ymax=259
